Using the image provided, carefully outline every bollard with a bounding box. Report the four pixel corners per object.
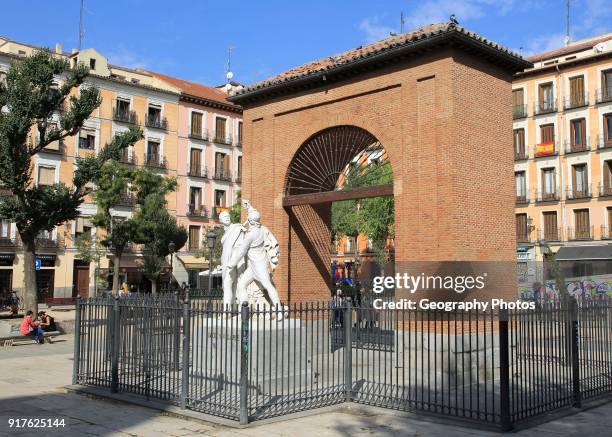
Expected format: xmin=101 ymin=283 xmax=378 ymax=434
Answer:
xmin=239 ymin=302 xmax=249 ymax=425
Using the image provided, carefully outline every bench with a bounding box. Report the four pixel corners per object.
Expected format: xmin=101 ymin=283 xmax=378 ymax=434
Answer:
xmin=1 ymin=331 xmax=60 ymax=347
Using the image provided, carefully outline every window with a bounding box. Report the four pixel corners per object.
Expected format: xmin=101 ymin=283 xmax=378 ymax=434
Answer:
xmin=512 ymin=89 xmax=525 ymax=117
xmin=190 ymin=112 xmax=203 ymax=137
xmin=237 ymin=156 xmax=242 ymax=182
xmin=539 ymin=82 xmax=554 ymax=111
xmin=190 ymin=148 xmax=202 ymax=176
xmin=515 ymin=171 xmax=526 ymax=201
xmin=345 ymin=236 xmax=356 ymax=253
xmin=516 ymin=214 xmax=528 ymax=242
xmin=147 ymin=105 xmax=162 ymax=127
xmin=540 ymin=124 xmax=555 ymax=143
xmin=602 ymin=69 xmax=612 ymax=100
xmin=115 ymin=98 xmax=130 ymax=118
xmin=604 ymin=113 xmax=612 ymax=147
xmin=569 ymin=75 xmax=585 ymax=107
xmin=214 ymin=190 xmax=226 ymax=207
xmin=541 ymin=168 xmax=556 ymax=200
xmin=514 ymin=128 xmax=525 ymax=159
xmin=603 ymin=160 xmax=612 ymax=196
xmin=189 ymin=187 xmax=202 ymax=210
xmin=607 ymin=207 xmax=612 ymax=239
xmin=215 ymin=152 xmax=230 ymax=178
xmin=574 ymin=209 xmax=590 ymax=239
xmin=0 ymin=219 xmax=10 ymax=239
xmin=215 ymin=117 xmax=226 ymax=140
xmin=37 ymin=165 xmax=55 ymax=186
xmin=89 ymin=58 xmax=96 ymax=70
xmin=237 ymin=121 xmax=243 ymax=144
xmin=78 ymin=128 xmax=96 ymax=150
xmin=188 ymin=226 xmax=200 ymax=251
xmin=572 ymin=164 xmax=588 ymax=196
xmin=570 ymin=118 xmax=586 ymax=150
xmin=75 ymin=217 xmax=93 ymax=239
xmin=543 ymin=211 xmax=558 ymax=241
xmin=147 ymin=140 xmax=160 ymax=164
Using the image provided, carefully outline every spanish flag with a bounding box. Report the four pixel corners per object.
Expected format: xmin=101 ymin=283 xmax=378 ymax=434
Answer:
xmin=536 ymin=142 xmax=555 ymax=157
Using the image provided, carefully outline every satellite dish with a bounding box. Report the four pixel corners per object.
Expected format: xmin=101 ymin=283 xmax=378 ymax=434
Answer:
xmin=594 ymin=42 xmax=605 ymax=53
xmin=224 ymin=83 xmax=232 ymax=92
xmin=226 ymin=71 xmax=234 ymax=80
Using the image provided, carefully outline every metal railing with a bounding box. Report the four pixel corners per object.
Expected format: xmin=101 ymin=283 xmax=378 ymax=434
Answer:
xmin=0 ymin=237 xmax=18 ymax=248
xmin=212 ymin=132 xmax=232 ymax=145
xmin=515 ymin=191 xmax=529 ymax=205
xmin=566 ymin=184 xmax=592 ymax=200
xmin=601 ymin=226 xmax=612 ymax=240
xmin=187 ymin=167 xmax=207 ymax=178
xmin=73 ymin=296 xmax=612 ymax=429
xmin=213 ymin=168 xmax=232 ymax=182
xmin=113 ymin=107 xmax=138 ymax=124
xmin=532 ymin=143 xmax=558 ymax=157
xmin=120 ymin=152 xmax=136 ymax=165
xmin=562 ymin=94 xmax=589 ymax=110
xmin=512 ymin=104 xmax=527 ymax=119
xmin=535 ymin=189 xmax=560 ymax=203
xmin=35 ymin=235 xmax=62 ymax=249
xmin=564 ymin=139 xmax=590 ymax=154
xmin=189 ymin=129 xmax=209 ymax=141
xmin=596 ymin=87 xmax=612 ymax=104
xmin=516 ymin=232 xmax=531 ymax=243
xmin=600 ymin=184 xmax=612 ymax=197
xmin=534 ymin=99 xmax=557 ymax=115
xmin=538 ymin=228 xmax=562 ymax=242
xmin=144 ymin=153 xmax=166 ymax=169
xmin=567 ymin=226 xmax=594 ymax=240
xmin=596 ymin=134 xmax=612 ymax=150
xmin=514 ymin=149 xmax=527 ymax=161
xmin=145 ymin=115 xmax=168 ymax=130
xmin=187 ymin=204 xmax=208 ymax=218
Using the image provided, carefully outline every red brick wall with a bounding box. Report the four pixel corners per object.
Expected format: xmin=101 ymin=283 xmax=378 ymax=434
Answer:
xmin=241 ymin=48 xmax=516 ymax=304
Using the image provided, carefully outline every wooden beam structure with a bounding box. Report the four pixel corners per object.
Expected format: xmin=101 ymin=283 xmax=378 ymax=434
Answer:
xmin=282 ymin=184 xmax=393 ymax=207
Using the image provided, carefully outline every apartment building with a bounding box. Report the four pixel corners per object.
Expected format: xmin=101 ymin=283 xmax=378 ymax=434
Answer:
xmin=513 ymin=33 xmax=612 ymax=288
xmin=148 ymin=72 xmax=243 ymax=288
xmin=0 ymin=37 xmax=184 ymax=300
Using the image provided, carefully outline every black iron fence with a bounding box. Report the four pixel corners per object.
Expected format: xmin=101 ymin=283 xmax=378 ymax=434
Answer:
xmin=73 ymin=296 xmax=612 ymax=430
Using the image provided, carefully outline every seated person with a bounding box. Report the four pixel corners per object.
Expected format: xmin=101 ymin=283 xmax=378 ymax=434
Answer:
xmin=20 ymin=310 xmax=44 ymax=344
xmin=38 ymin=311 xmax=56 ymax=332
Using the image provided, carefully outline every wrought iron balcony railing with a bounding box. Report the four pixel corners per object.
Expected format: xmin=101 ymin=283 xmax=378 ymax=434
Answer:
xmin=212 ymin=168 xmax=232 ymax=182
xmin=596 ymin=87 xmax=612 ymax=104
xmin=145 ymin=115 xmax=168 ymax=130
xmin=0 ymin=237 xmax=18 ymax=249
xmin=600 ymin=184 xmax=612 ymax=198
xmin=189 ymin=129 xmax=209 ymax=141
xmin=596 ymin=134 xmax=612 ymax=150
xmin=514 ymin=149 xmax=527 ymax=161
xmin=187 ymin=167 xmax=207 ymax=178
xmin=536 ymin=189 xmax=560 ymax=203
xmin=566 ymin=184 xmax=592 ymax=200
xmin=35 ymin=235 xmax=62 ymax=249
xmin=601 ymin=226 xmax=612 ymax=240
xmin=538 ymin=228 xmax=562 ymax=242
xmin=187 ymin=204 xmax=208 ymax=218
xmin=512 ymin=104 xmax=528 ymax=119
xmin=516 ymin=232 xmax=532 ymax=244
xmin=515 ymin=191 xmax=529 ymax=205
xmin=144 ymin=153 xmax=166 ymax=169
xmin=567 ymin=226 xmax=593 ymax=241
xmin=564 ymin=139 xmax=590 ymax=154
xmin=534 ymin=99 xmax=558 ymax=115
xmin=212 ymin=132 xmax=232 ymax=145
xmin=120 ymin=152 xmax=136 ymax=165
xmin=113 ymin=107 xmax=138 ymax=124
xmin=562 ymin=94 xmax=589 ymax=110
xmin=533 ymin=142 xmax=558 ymax=158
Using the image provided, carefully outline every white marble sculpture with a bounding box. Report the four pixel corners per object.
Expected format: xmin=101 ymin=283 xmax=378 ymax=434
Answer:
xmin=224 ymin=200 xmax=283 ymax=319
xmin=218 ymin=211 xmax=245 ymax=307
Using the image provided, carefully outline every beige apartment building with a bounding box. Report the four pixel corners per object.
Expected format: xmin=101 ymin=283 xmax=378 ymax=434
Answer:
xmin=513 ymin=33 xmax=612 ymax=291
xmin=0 ymin=37 xmax=183 ymax=301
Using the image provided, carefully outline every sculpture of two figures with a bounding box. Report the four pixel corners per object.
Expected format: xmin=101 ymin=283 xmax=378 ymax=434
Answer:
xmin=218 ymin=200 xmax=284 ymax=320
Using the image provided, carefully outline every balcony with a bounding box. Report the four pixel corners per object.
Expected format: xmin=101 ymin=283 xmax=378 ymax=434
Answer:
xmin=596 ymin=87 xmax=612 ymax=104
xmin=567 ymin=226 xmax=594 ymax=241
xmin=189 ymin=129 xmax=209 ymax=141
xmin=562 ymin=94 xmax=589 ymax=110
xmin=534 ymin=99 xmax=557 ymax=116
xmin=40 ymin=137 xmax=65 ymax=155
xmin=596 ymin=134 xmax=612 ymax=151
xmin=212 ymin=167 xmax=232 ymax=182
xmin=533 ymin=142 xmax=558 ymax=158
xmin=515 ymin=191 xmax=529 ymax=205
xmin=514 ymin=149 xmax=527 ymax=161
xmin=187 ymin=204 xmax=208 ymax=218
xmin=145 ymin=115 xmax=168 ymax=130
xmin=144 ymin=153 xmax=166 ymax=169
xmin=113 ymin=107 xmax=138 ymax=124
xmin=0 ymin=237 xmax=18 ymax=249
xmin=600 ymin=184 xmax=612 ymax=198
xmin=187 ymin=166 xmax=207 ymax=178
xmin=566 ymin=184 xmax=592 ymax=200
xmin=538 ymin=228 xmax=562 ymax=242
xmin=117 ymin=192 xmax=136 ymax=207
xmin=119 ymin=152 xmax=136 ymax=166
xmin=516 ymin=232 xmax=532 ymax=244
xmin=212 ymin=132 xmax=232 ymax=145
xmin=601 ymin=226 xmax=612 ymax=240
xmin=536 ymin=189 xmax=560 ymax=203
xmin=35 ymin=235 xmax=62 ymax=250
xmin=564 ymin=140 xmax=591 ymax=154
xmin=512 ymin=104 xmax=528 ymax=119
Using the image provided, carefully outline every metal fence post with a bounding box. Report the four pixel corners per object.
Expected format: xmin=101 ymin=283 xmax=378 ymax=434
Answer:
xmin=72 ymin=296 xmax=82 ymax=385
xmin=499 ymin=308 xmax=512 ymax=431
xmin=570 ymin=297 xmax=581 ymax=408
xmin=239 ymin=302 xmax=249 ymax=425
xmin=344 ymin=304 xmax=353 ymax=402
xmin=180 ymin=293 xmax=191 ymax=409
xmin=174 ymin=291 xmax=180 ymax=370
xmin=110 ymin=295 xmax=120 ymax=393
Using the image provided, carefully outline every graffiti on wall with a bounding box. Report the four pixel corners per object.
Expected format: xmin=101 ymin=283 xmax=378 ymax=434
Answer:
xmin=519 ymin=275 xmax=612 ymax=301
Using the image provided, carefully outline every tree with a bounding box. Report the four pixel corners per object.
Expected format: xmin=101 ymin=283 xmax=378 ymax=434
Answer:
xmin=229 ymin=190 xmax=242 ymax=223
xmin=0 ymin=50 xmax=140 ymax=313
xmin=197 ymin=225 xmax=224 ymax=269
xmin=74 ymin=233 xmax=105 ymax=297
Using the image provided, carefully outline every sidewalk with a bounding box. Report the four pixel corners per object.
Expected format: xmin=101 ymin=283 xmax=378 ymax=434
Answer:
xmin=0 ymin=336 xmax=611 ymax=436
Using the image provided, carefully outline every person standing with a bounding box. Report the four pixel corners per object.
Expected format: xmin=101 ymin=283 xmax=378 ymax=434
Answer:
xmin=20 ymin=310 xmax=44 ymax=344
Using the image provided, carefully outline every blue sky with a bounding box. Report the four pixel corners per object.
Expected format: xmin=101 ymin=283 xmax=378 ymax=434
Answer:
xmin=0 ymin=1 xmax=610 ymax=86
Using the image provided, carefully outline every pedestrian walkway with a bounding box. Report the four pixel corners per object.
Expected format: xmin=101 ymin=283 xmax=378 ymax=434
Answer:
xmin=1 ymin=336 xmax=610 ymax=436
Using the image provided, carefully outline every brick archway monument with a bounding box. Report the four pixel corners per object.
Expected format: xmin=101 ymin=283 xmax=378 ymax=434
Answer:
xmin=229 ymin=22 xmax=532 ymax=304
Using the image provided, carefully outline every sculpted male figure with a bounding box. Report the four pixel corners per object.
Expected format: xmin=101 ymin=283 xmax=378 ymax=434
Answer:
xmin=218 ymin=211 xmax=244 ymax=307
xmin=227 ymin=206 xmax=282 ymax=318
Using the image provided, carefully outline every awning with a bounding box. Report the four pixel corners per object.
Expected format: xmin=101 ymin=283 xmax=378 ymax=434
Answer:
xmin=109 ymin=255 xmax=170 ymax=272
xmin=178 ymin=255 xmax=209 ymax=269
xmin=555 ymin=245 xmax=612 ymax=261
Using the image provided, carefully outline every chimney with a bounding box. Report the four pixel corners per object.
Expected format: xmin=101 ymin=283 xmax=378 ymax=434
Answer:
xmin=55 ymin=43 xmax=62 ymax=54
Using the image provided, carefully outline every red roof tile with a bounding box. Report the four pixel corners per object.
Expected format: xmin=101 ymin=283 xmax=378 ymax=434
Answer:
xmin=525 ymin=34 xmax=612 ymax=62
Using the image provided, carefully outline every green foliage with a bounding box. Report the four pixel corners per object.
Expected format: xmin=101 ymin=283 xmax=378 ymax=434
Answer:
xmin=198 ymin=225 xmax=224 ymax=267
xmin=74 ymin=233 xmax=104 ymax=264
xmin=230 ymin=190 xmax=242 ymax=223
xmin=331 ymin=161 xmax=394 ymax=264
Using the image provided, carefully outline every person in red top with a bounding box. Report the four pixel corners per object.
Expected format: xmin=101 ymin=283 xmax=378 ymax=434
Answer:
xmin=20 ymin=310 xmax=44 ymax=344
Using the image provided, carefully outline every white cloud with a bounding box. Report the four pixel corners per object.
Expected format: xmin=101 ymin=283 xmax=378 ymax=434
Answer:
xmin=106 ymin=46 xmax=151 ymax=69
xmin=522 ymin=33 xmax=566 ymax=56
xmin=359 ymin=17 xmax=397 ymax=42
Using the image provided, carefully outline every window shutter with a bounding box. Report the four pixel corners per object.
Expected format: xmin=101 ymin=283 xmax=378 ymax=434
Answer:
xmin=605 ymin=161 xmax=612 ymax=189
xmin=223 ymin=154 xmax=230 ymax=172
xmin=38 ymin=166 xmax=55 ymax=186
xmin=216 ymin=118 xmax=226 ymax=138
xmin=190 ymin=149 xmax=201 ymax=173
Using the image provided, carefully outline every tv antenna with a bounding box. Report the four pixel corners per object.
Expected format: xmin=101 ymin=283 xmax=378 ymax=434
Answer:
xmin=224 ymin=46 xmax=235 ymax=92
xmin=565 ymin=0 xmax=571 ymax=46
xmin=78 ymin=0 xmax=85 ymax=51
xmin=400 ymin=11 xmax=405 ymax=33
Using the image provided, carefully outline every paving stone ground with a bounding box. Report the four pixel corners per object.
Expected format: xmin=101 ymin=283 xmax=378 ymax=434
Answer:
xmin=0 ymin=335 xmax=610 ymax=436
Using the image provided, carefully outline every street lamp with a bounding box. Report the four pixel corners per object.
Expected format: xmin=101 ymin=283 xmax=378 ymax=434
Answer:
xmin=168 ymin=241 xmax=176 ymax=292
xmin=206 ymin=229 xmax=217 ymax=309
